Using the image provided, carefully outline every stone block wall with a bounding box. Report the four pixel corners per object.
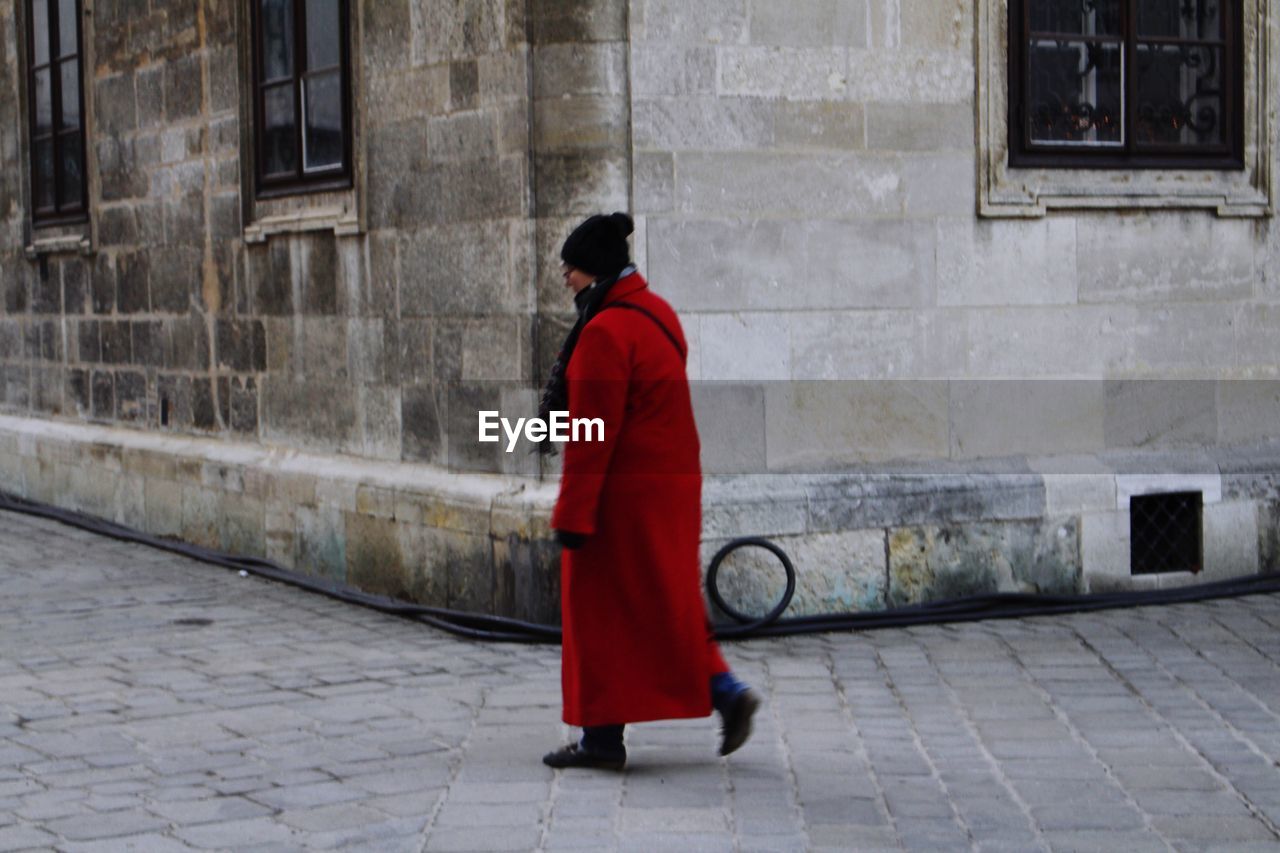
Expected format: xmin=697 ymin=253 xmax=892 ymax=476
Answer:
xmin=5 ymin=0 xmax=1276 ymax=461
xmin=0 ymin=412 xmax=564 ymax=622
xmin=0 ymin=0 xmax=642 ymax=620
xmin=351 ymin=0 xmax=535 ymax=468
xmin=700 ymin=447 xmax=1280 ymax=617
xmin=0 ymin=0 xmax=540 ymax=470
xmin=631 ymin=0 xmax=1280 ymax=470
xmin=2 ymin=0 xmax=241 ymax=429
xmin=1 ymin=0 xmax=1277 ymax=617
xmin=632 ymin=0 xmax=1278 ymax=381
xmin=528 ymin=0 xmax=632 ymax=378
xmin=5 ymin=410 xmax=1274 ymax=620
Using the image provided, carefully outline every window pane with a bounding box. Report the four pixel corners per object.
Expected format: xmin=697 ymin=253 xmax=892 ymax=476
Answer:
xmin=1030 ymin=0 xmax=1120 ymax=37
xmin=34 ymin=67 xmax=52 ymax=135
xmin=1137 ymin=0 xmax=1221 ymax=40
xmin=57 ymin=0 xmax=77 ymax=57
xmin=1027 ymin=39 xmax=1123 ymax=145
xmin=59 ymin=58 xmax=80 ymax=129
xmin=31 ymin=0 xmax=49 ymax=65
xmin=303 ymin=70 xmax=343 ymax=171
xmin=305 ymin=0 xmax=341 ymax=70
xmin=262 ymin=83 xmax=297 ymax=176
xmin=33 ymin=139 xmax=54 ymax=210
xmin=1135 ymin=43 xmax=1224 ymax=146
xmin=59 ymin=131 xmax=84 ymax=207
xmin=260 ymin=0 xmax=293 ymax=81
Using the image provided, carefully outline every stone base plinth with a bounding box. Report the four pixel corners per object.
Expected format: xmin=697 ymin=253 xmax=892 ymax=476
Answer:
xmin=0 ymin=414 xmax=562 ymax=624
xmin=1 ymin=414 xmax=1276 ymax=622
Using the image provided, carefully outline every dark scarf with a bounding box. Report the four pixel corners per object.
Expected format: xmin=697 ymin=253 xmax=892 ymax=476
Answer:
xmin=536 ymin=271 xmax=623 ymax=453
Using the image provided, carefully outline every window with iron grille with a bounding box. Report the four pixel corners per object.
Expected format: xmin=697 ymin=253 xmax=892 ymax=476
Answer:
xmin=1008 ymin=0 xmax=1243 ymax=169
xmin=25 ymin=0 xmax=87 ymax=225
xmin=250 ymin=0 xmax=353 ymax=198
xmin=1130 ymin=491 xmax=1203 ymax=575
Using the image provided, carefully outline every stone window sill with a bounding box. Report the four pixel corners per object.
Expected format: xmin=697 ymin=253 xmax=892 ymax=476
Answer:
xmin=24 ymin=233 xmax=94 ymax=258
xmin=976 ymin=0 xmax=1274 ymax=219
xmin=980 ymin=168 xmax=1273 ymax=219
xmin=243 ymin=206 xmax=362 ymax=244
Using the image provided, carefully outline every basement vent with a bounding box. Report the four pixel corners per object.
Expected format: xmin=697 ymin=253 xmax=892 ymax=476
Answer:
xmin=1130 ymin=491 xmax=1203 ymax=575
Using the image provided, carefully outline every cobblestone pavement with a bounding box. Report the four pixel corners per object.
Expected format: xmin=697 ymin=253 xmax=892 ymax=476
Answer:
xmin=3 ymin=509 xmax=1280 ymax=852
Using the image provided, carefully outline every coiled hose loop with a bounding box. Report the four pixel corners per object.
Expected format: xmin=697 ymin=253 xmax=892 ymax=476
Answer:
xmin=705 ymin=537 xmax=798 ymax=637
xmin=6 ymin=490 xmax=1280 ymax=643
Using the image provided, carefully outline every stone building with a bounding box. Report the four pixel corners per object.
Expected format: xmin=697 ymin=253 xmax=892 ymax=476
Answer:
xmin=1 ymin=0 xmax=1277 ymax=622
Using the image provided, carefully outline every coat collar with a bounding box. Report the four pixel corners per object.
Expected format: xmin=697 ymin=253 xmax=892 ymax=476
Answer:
xmin=600 ymin=270 xmax=646 ymax=306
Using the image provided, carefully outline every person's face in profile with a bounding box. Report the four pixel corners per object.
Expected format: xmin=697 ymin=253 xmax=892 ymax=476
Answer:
xmin=562 ymin=263 xmax=595 ymax=295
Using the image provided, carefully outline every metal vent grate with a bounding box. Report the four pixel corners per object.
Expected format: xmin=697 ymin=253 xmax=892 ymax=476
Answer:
xmin=1130 ymin=491 xmax=1203 ymax=575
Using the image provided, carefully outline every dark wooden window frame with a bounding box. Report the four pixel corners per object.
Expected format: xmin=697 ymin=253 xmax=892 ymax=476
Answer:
xmin=1008 ymin=0 xmax=1245 ymax=170
xmin=25 ymin=0 xmax=88 ymax=226
xmin=249 ymin=0 xmax=354 ymax=199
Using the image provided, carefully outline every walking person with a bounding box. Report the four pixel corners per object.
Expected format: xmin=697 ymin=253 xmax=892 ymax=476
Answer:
xmin=539 ymin=212 xmax=760 ymax=770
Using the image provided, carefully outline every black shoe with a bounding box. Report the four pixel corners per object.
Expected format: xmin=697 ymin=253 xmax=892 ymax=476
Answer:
xmin=542 ymin=742 xmax=626 ymax=771
xmin=719 ymin=689 xmax=761 ymax=756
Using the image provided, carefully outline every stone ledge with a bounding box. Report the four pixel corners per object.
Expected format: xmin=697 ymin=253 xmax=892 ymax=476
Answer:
xmin=0 ymin=413 xmax=560 ymax=622
xmin=24 ymin=233 xmax=94 ymax=258
xmin=243 ymin=207 xmax=363 ymax=243
xmin=1 ymin=414 xmax=1276 ymax=618
xmin=1215 ymin=444 xmax=1280 ymax=501
xmin=704 ymin=441 xmax=1280 ymax=537
xmin=0 ymin=413 xmax=545 ymax=506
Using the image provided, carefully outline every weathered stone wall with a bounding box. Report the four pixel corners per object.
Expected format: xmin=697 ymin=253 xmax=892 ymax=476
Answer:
xmin=698 ymin=445 xmax=1280 ymax=615
xmin=331 ymin=0 xmax=534 ymax=466
xmin=622 ymin=0 xmax=1280 ymax=608
xmin=529 ymin=0 xmax=631 ymax=391
xmin=4 ymin=412 xmax=1275 ymax=619
xmin=1 ymin=0 xmax=1277 ymax=617
xmin=4 ymin=0 xmax=241 ymax=429
xmin=0 ymin=0 xmax=558 ymax=615
xmin=0 ymin=0 xmax=537 ymax=464
xmin=5 ymin=0 xmax=1275 ymax=463
xmin=0 ymin=412 xmax=563 ymax=621
xmin=631 ymin=0 xmax=1280 ymax=469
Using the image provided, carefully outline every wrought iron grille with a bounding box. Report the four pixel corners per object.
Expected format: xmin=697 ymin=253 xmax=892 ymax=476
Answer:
xmin=1009 ymin=0 xmax=1242 ymax=168
xmin=1130 ymin=491 xmax=1203 ymax=575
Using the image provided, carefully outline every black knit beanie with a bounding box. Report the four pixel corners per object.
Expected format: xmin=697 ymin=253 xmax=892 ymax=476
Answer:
xmin=560 ymin=212 xmax=634 ymax=278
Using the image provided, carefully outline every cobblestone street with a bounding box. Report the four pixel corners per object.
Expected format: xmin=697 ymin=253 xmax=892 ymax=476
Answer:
xmin=2 ymin=508 xmax=1280 ymax=852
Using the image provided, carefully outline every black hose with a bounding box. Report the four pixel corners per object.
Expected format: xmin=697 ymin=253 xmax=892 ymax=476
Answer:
xmin=3 ymin=489 xmax=1279 ymax=644
xmin=706 ymin=537 xmax=797 ymax=638
xmin=0 ymin=491 xmax=558 ymax=644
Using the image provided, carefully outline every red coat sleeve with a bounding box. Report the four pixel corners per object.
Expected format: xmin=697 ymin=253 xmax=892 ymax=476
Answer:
xmin=550 ymin=320 xmax=630 ymax=536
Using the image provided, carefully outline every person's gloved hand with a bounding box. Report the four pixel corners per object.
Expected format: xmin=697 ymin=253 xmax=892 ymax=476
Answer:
xmin=555 ymin=529 xmax=588 ymax=550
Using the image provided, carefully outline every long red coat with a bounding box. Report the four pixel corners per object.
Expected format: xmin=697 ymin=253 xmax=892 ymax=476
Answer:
xmin=551 ymin=271 xmax=729 ymax=727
